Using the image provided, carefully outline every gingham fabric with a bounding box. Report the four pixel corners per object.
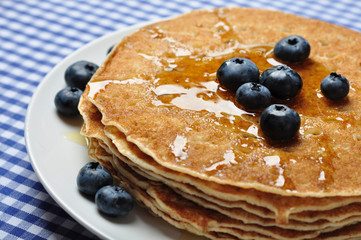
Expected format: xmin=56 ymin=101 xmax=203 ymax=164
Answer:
xmin=1 ymin=0 xmax=360 ymax=239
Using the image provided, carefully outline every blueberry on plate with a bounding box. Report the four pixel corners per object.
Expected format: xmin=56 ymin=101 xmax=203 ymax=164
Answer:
xmin=95 ymin=185 xmax=134 ymax=217
xmin=217 ymin=57 xmax=260 ymax=92
xmin=54 ymin=87 xmax=83 ymax=116
xmin=321 ymin=72 xmax=350 ymax=100
xmin=274 ymin=35 xmax=310 ymax=63
xmin=236 ymin=82 xmax=271 ymax=109
xmin=77 ymin=162 xmax=113 ymax=196
xmin=65 ymin=60 xmax=99 ymax=90
xmin=260 ymin=104 xmax=301 ymax=141
xmin=260 ymin=65 xmax=302 ymax=100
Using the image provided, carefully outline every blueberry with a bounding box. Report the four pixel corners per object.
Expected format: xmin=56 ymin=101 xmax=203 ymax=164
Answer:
xmin=77 ymin=162 xmax=113 ymax=196
xmin=274 ymin=35 xmax=310 ymax=63
xmin=260 ymin=65 xmax=302 ymax=100
xmin=95 ymin=185 xmax=134 ymax=217
xmin=260 ymin=104 xmax=300 ymax=141
xmin=217 ymin=57 xmax=260 ymax=92
xmin=65 ymin=61 xmax=99 ymax=90
xmin=236 ymin=82 xmax=271 ymax=109
xmin=320 ymin=72 xmax=349 ymax=100
xmin=54 ymin=87 xmax=83 ymax=116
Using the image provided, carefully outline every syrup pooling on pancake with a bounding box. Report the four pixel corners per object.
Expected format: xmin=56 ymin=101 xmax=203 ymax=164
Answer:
xmin=88 ymin=45 xmax=331 ymax=191
xmin=86 ymin=8 xmax=361 ymax=195
xmin=88 ymin=44 xmax=335 ymax=191
xmin=88 ymin=78 xmax=148 ymax=99
xmin=79 ymin=8 xmax=361 ymax=239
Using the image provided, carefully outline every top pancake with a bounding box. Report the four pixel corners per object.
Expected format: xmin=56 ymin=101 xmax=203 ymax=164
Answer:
xmin=84 ymin=7 xmax=361 ymax=197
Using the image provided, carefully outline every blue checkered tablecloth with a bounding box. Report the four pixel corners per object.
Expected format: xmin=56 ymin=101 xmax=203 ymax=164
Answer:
xmin=1 ymin=0 xmax=361 ymax=239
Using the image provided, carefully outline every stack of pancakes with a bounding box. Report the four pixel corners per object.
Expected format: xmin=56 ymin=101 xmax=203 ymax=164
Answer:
xmin=79 ymin=8 xmax=361 ymax=239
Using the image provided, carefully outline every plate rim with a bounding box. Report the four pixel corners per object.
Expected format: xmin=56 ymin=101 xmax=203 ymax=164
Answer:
xmin=24 ymin=17 xmax=176 ymax=239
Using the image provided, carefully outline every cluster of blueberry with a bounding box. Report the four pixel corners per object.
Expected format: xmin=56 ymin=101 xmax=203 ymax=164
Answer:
xmin=54 ymin=61 xmax=98 ymax=116
xmin=77 ymin=162 xmax=134 ymax=217
xmin=55 ymin=58 xmax=135 ymax=217
xmin=217 ymin=35 xmax=350 ymax=141
xmin=54 ymin=35 xmax=351 ymax=218
xmin=55 ymin=45 xmax=117 ymax=116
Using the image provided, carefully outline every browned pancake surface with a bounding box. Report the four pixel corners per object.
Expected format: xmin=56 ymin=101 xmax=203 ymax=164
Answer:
xmin=85 ymin=7 xmax=361 ymax=197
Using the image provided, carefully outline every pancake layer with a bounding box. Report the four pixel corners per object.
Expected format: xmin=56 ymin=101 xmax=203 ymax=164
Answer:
xmin=79 ymin=7 xmax=361 ymax=239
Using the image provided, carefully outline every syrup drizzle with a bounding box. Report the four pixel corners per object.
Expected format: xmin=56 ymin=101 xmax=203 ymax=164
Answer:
xmin=205 ymin=149 xmax=237 ymax=171
xmin=263 ymin=156 xmax=285 ymax=187
xmin=87 ymin=9 xmax=361 ymax=193
xmin=170 ymin=134 xmax=189 ymax=161
xmin=63 ymin=131 xmax=87 ymax=146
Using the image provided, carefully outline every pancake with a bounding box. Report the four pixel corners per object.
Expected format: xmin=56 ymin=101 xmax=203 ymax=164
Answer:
xmin=86 ymin=7 xmax=361 ymax=197
xmin=88 ymin=136 xmax=361 ymax=239
xmin=79 ymin=7 xmax=361 ymax=239
xmin=80 ymin=95 xmax=361 ymax=223
xmin=80 ymin=96 xmax=361 ymax=238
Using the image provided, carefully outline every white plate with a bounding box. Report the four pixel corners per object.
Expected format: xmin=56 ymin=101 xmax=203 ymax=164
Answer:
xmin=25 ymin=20 xmax=200 ymax=240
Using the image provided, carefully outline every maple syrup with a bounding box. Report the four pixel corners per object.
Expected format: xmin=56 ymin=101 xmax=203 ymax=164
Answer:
xmin=63 ymin=131 xmax=87 ymax=146
xmin=87 ymin=14 xmax=360 ymax=193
